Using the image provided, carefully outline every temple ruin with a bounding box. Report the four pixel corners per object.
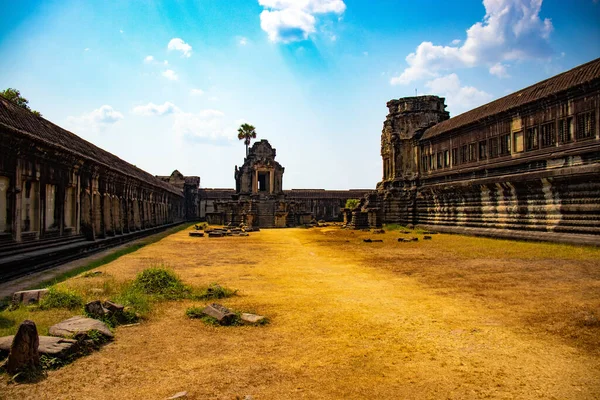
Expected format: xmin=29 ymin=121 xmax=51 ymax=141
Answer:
xmin=201 ymin=140 xmax=367 ymax=227
xmin=354 ymin=57 xmax=600 ymax=245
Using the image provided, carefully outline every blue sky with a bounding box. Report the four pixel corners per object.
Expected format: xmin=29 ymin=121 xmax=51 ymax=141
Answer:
xmin=1 ymin=0 xmax=599 ymax=189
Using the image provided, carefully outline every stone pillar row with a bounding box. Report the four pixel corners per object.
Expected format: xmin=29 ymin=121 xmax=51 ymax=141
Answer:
xmin=6 ymin=157 xmax=184 ymax=242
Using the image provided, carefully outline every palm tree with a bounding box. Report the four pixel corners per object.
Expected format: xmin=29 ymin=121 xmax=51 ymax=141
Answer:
xmin=238 ymin=123 xmax=257 ymax=156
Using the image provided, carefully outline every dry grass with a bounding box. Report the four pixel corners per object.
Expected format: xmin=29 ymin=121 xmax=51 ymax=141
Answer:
xmin=1 ymin=226 xmax=599 ymax=399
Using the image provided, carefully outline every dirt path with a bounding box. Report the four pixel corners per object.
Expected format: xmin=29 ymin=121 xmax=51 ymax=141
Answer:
xmin=2 ymin=227 xmax=599 ymax=399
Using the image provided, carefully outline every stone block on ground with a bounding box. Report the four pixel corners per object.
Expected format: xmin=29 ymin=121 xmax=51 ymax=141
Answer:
xmin=166 ymin=391 xmax=188 ymax=399
xmin=189 ymin=232 xmax=204 ymax=237
xmin=49 ymin=316 xmax=113 ymax=339
xmin=202 ymin=303 xmax=236 ymax=325
xmin=85 ymin=300 xmax=110 ymax=319
xmin=240 ymin=313 xmax=266 ymax=325
xmin=423 ymin=235 xmax=432 ymax=240
xmin=12 ymin=289 xmax=49 ymax=305
xmin=3 ymin=320 xmax=40 ymax=375
xmin=103 ymin=301 xmax=124 ymax=313
xmin=0 ymin=336 xmax=78 ymax=359
xmin=363 ymin=238 xmax=383 ymax=243
xmin=208 ymin=232 xmax=224 ymax=238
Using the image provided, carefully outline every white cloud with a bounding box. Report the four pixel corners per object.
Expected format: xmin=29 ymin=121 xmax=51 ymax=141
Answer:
xmin=144 ymin=55 xmax=154 ymax=63
xmin=391 ymin=0 xmax=553 ymax=85
xmin=164 ymin=60 xmax=169 ymax=65
xmin=84 ymin=48 xmax=90 ymax=52
xmin=425 ymin=73 xmax=493 ymax=115
xmin=168 ymin=38 xmax=192 ymax=58
xmin=120 ymin=29 xmax=124 ymax=34
xmin=132 ymin=102 xmax=179 ymax=116
xmin=451 ymin=39 xmax=461 ymax=45
xmin=172 ymin=109 xmax=235 ymax=142
xmin=238 ymin=37 xmax=248 ymax=46
xmin=258 ymin=0 xmax=346 ymax=43
xmin=489 ymin=62 xmax=510 ymax=78
xmin=66 ymin=105 xmax=124 ymax=132
xmin=190 ymin=88 xmax=204 ymax=96
xmin=162 ymin=69 xmax=178 ymax=81
xmin=130 ymin=101 xmax=234 ymax=143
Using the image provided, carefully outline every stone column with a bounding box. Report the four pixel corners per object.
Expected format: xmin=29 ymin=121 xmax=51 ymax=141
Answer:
xmin=270 ymin=170 xmax=274 ymax=194
xmin=253 ymin=170 xmax=258 ymax=193
xmin=12 ymin=158 xmax=23 ymax=242
xmin=75 ymin=171 xmax=81 ymax=235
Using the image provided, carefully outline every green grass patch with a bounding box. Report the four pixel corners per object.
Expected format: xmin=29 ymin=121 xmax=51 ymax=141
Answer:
xmin=30 ymin=223 xmax=193 ymax=290
xmin=131 ymin=267 xmax=189 ymax=300
xmin=192 ymin=283 xmax=237 ymax=300
xmin=383 ymin=224 xmax=409 ymax=231
xmin=38 ymin=288 xmax=83 ymax=311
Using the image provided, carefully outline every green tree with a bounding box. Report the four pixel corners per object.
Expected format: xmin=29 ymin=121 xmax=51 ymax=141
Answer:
xmin=237 ymin=123 xmax=257 ymax=156
xmin=0 ymin=88 xmax=42 ymax=116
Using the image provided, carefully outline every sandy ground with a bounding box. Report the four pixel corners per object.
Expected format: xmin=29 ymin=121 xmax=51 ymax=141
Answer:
xmin=1 ymin=226 xmax=599 ymax=399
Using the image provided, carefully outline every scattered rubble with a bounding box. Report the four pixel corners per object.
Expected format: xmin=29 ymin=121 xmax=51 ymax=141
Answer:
xmin=12 ymin=289 xmax=49 ymax=305
xmin=49 ymin=316 xmax=113 ymax=340
xmin=201 ymin=303 xmax=237 ymax=326
xmin=2 ymin=320 xmax=40 ymax=375
xmin=240 ymin=313 xmax=266 ymax=325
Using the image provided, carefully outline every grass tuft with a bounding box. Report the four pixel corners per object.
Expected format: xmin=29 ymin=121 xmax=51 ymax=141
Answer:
xmin=38 ymin=288 xmax=83 ymax=311
xmin=193 ymin=283 xmax=237 ymax=300
xmin=131 ymin=267 xmax=189 ymax=300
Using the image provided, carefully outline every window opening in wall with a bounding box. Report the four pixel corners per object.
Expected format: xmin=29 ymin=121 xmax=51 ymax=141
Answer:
xmin=444 ymin=150 xmax=449 ymax=167
xmin=429 ymin=154 xmax=434 ymax=171
xmin=500 ymin=133 xmax=511 ymax=155
xmin=489 ymin=137 xmax=499 ymax=158
xmin=258 ymin=172 xmax=269 ymax=192
xmin=0 ymin=176 xmax=10 ymax=233
xmin=451 ymin=148 xmax=458 ymax=166
xmin=576 ymin=111 xmax=595 ymax=139
xmin=478 ymin=140 xmax=487 ymax=160
xmin=437 ymin=152 xmax=443 ymax=169
xmin=541 ymin=122 xmax=556 ymax=147
xmin=460 ymin=145 xmax=468 ymax=163
xmin=525 ymin=126 xmax=539 ymax=151
xmin=558 ymin=117 xmax=573 ymax=143
xmin=421 ymin=154 xmax=428 ymax=172
xmin=468 ymin=143 xmax=476 ymax=162
xmin=513 ymin=131 xmax=524 ymax=153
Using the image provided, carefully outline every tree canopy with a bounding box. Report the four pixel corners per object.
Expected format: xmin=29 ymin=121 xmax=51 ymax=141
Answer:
xmin=0 ymin=88 xmax=42 ymax=116
xmin=237 ymin=123 xmax=257 ymax=156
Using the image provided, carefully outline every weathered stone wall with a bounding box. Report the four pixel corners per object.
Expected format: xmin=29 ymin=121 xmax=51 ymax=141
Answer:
xmin=369 ymin=58 xmax=600 ymax=244
xmin=0 ymin=97 xmax=187 ymax=251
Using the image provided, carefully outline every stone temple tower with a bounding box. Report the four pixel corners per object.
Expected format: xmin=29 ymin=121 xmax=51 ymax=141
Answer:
xmin=375 ymin=95 xmax=449 ymax=225
xmin=378 ymin=96 xmax=449 ymax=190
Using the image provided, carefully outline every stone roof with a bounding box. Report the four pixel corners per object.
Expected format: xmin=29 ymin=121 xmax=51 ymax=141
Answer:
xmin=0 ymin=97 xmax=183 ymax=196
xmin=422 ymin=57 xmax=600 ymax=140
xmin=284 ymin=189 xmax=369 ymax=199
xmin=198 ymin=188 xmax=236 ymax=199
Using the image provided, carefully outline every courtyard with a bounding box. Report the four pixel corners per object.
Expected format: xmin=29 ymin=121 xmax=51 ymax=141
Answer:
xmin=1 ymin=225 xmax=599 ymax=399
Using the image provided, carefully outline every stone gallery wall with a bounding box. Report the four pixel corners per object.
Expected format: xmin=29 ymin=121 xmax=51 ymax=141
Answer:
xmin=0 ymin=97 xmax=187 ymax=247
xmin=369 ymin=58 xmax=600 ymax=244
